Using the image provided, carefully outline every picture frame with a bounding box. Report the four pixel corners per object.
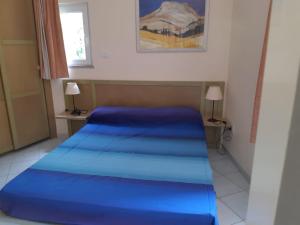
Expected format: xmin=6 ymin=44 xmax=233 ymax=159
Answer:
xmin=136 ymin=0 xmax=209 ymax=53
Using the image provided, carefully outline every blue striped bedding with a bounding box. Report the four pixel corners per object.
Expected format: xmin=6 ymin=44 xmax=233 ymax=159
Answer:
xmin=0 ymin=106 xmax=218 ymax=225
xmin=61 ymin=123 xmax=208 ymax=157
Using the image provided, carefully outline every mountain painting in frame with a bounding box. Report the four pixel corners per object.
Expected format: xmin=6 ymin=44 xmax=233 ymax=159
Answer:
xmin=137 ymin=0 xmax=209 ymax=52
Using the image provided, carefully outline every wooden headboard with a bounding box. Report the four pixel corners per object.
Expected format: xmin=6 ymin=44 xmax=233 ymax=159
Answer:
xmin=63 ymin=80 xmax=225 ymax=118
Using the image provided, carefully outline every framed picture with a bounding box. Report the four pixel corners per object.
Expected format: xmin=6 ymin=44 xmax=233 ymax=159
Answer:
xmin=136 ymin=0 xmax=209 ymax=52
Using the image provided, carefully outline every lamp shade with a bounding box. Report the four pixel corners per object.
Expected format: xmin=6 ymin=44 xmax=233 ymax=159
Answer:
xmin=65 ymin=82 xmax=80 ymax=95
xmin=206 ymin=86 xmax=223 ymax=101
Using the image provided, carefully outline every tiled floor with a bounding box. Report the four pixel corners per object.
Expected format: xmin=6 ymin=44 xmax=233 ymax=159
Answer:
xmin=0 ymin=139 xmax=250 ymax=225
xmin=209 ymin=150 xmax=250 ymax=225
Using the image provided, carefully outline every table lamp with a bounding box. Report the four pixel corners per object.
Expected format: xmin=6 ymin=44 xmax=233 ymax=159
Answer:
xmin=206 ymin=86 xmax=223 ymax=122
xmin=65 ymin=82 xmax=81 ymax=115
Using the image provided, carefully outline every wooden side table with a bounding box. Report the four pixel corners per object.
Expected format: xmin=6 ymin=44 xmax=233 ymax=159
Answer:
xmin=56 ymin=111 xmax=91 ymax=136
xmin=203 ymin=117 xmax=228 ymax=149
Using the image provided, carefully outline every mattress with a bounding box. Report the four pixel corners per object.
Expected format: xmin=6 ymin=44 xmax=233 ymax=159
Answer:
xmin=0 ymin=106 xmax=218 ymax=225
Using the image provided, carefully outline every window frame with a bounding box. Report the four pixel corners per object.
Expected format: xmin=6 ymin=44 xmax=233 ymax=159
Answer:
xmin=59 ymin=2 xmax=93 ymax=68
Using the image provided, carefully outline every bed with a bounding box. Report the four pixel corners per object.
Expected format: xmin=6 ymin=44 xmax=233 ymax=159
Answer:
xmin=0 ymin=106 xmax=218 ymax=225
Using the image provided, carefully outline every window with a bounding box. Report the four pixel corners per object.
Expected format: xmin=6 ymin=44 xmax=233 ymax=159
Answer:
xmin=59 ymin=3 xmax=92 ymax=67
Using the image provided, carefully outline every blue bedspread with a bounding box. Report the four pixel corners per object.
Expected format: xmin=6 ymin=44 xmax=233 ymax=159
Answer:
xmin=61 ymin=123 xmax=208 ymax=157
xmin=0 ymin=106 xmax=218 ymax=225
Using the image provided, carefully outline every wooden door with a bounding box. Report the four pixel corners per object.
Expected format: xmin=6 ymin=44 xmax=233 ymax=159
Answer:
xmin=0 ymin=0 xmax=50 ymax=149
xmin=0 ymin=41 xmax=50 ymax=149
xmin=0 ymin=71 xmax=13 ymax=154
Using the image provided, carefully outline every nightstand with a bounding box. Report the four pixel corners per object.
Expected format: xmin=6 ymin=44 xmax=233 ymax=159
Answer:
xmin=203 ymin=117 xmax=228 ymax=149
xmin=56 ymin=110 xmax=91 ymax=136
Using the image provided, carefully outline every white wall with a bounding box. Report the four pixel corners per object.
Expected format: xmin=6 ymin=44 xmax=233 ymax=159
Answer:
xmin=224 ymin=0 xmax=270 ymax=175
xmin=275 ymin=70 xmax=300 ymax=225
xmin=247 ymin=0 xmax=300 ymax=224
xmin=53 ymin=0 xmax=234 ymax=135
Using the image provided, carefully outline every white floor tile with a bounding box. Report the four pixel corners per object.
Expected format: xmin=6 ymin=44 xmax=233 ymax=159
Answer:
xmin=12 ymin=150 xmax=41 ymax=164
xmin=221 ymin=191 xmax=249 ymax=220
xmin=232 ymin=222 xmax=246 ymax=225
xmin=9 ymin=160 xmax=36 ymax=175
xmin=0 ymin=175 xmax=7 ymax=182
xmin=14 ymin=155 xmax=41 ymax=165
xmin=39 ymin=153 xmax=49 ymax=160
xmin=0 ymin=162 xmax=11 ymax=178
xmin=0 ymin=176 xmax=7 ymax=189
xmin=0 ymin=155 xmax=14 ymax=167
xmin=0 ymin=211 xmax=52 ymax=225
xmin=214 ymin=176 xmax=242 ymax=198
xmin=208 ymin=149 xmax=229 ymax=161
xmin=217 ymin=200 xmax=242 ymax=225
xmin=213 ymin=169 xmax=223 ymax=179
xmin=224 ymin=172 xmax=250 ymax=190
xmin=37 ymin=139 xmax=64 ymax=154
xmin=211 ymin=158 xmax=239 ymax=175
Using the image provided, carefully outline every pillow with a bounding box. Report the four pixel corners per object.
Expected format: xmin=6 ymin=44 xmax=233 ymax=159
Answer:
xmin=87 ymin=106 xmax=204 ymax=127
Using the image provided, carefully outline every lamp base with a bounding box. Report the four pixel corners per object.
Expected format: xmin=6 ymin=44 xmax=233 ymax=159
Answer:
xmin=208 ymin=118 xmax=219 ymax=123
xmin=71 ymin=109 xmax=81 ymax=116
